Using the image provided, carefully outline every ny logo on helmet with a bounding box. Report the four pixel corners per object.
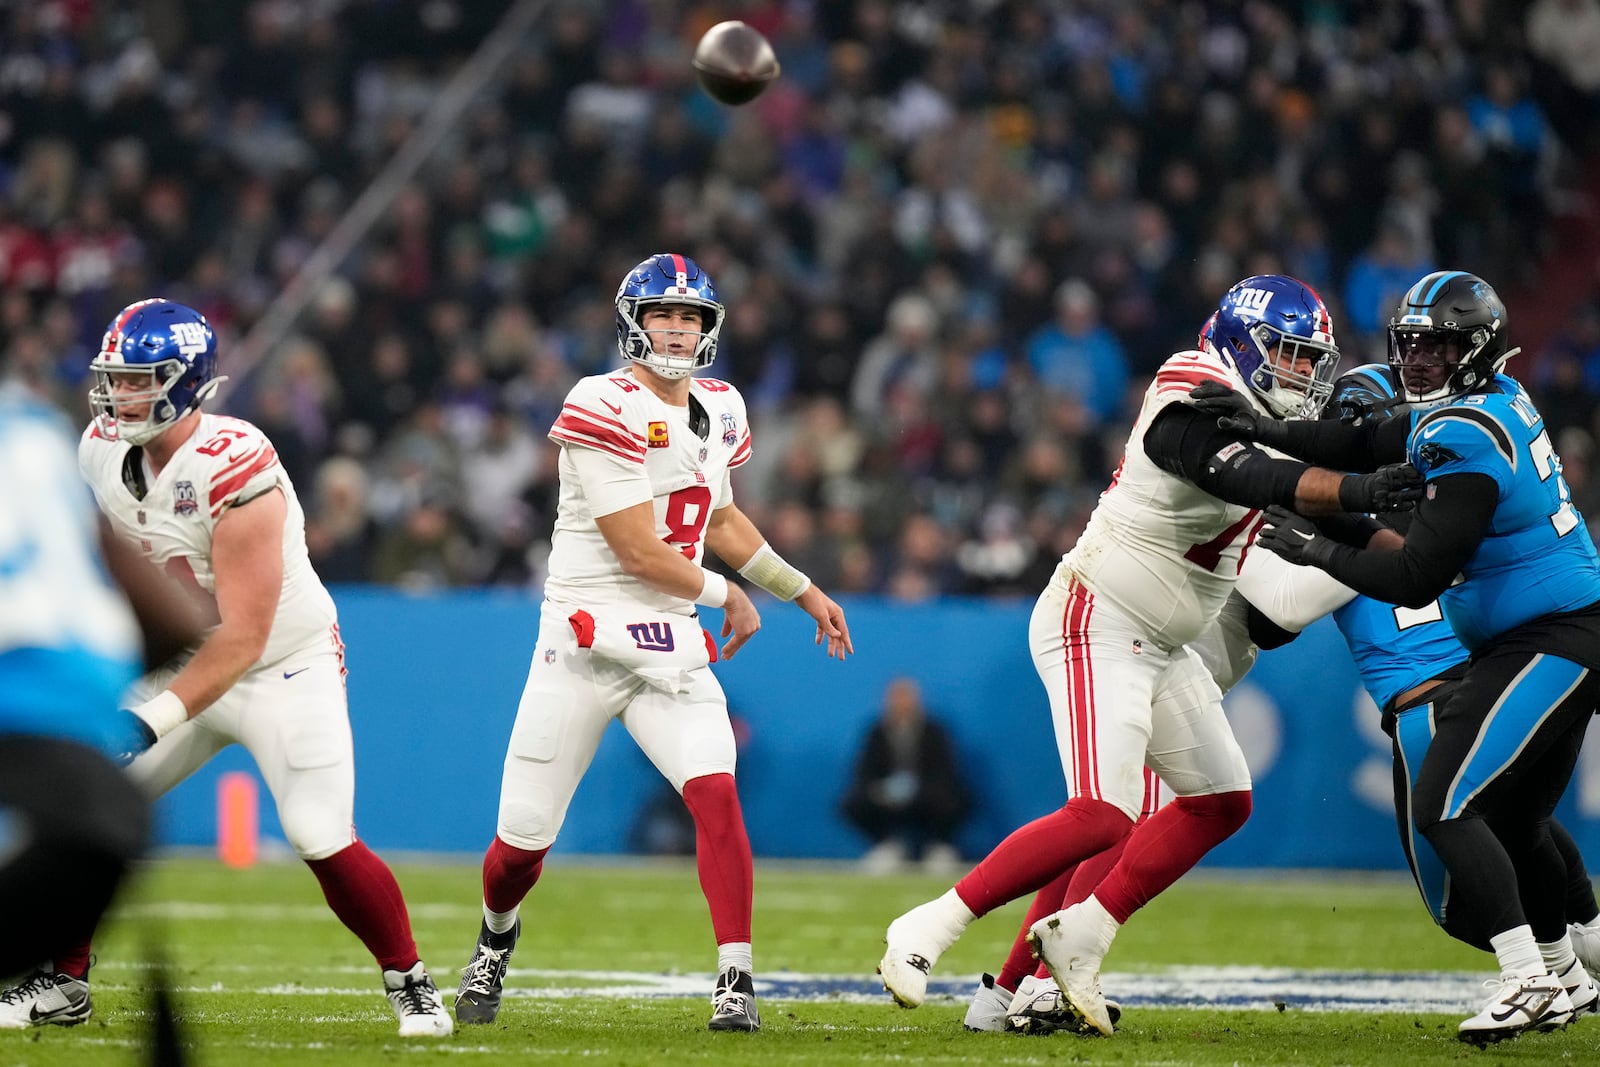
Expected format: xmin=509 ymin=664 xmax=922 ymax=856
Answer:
xmin=626 ymin=622 xmax=676 ymax=652
xmin=172 ymin=321 xmax=211 ymax=356
xmin=1232 ymin=287 xmax=1273 ymax=319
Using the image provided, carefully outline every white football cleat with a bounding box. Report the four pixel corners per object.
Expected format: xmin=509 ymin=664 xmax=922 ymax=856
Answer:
xmin=384 ymin=962 xmax=453 ymax=1037
xmin=962 ymin=973 xmax=1011 ymax=1032
xmin=1004 ymin=973 xmax=1071 ymax=1034
xmin=1027 ymin=905 xmax=1115 ymax=1036
xmin=878 ymin=898 xmax=966 ymax=1009
xmin=1554 ymin=956 xmax=1599 ymax=1021
xmin=1458 ymin=972 xmax=1569 ymax=1045
xmin=0 ymin=970 xmax=91 ymax=1029
xmin=1571 ymin=922 xmax=1600 ymax=981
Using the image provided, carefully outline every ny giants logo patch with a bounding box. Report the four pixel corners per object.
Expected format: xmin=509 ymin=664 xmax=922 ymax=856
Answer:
xmin=626 ymin=622 xmax=676 ymax=652
xmin=721 ymin=412 xmax=738 ymax=447
xmin=173 ymin=480 xmax=198 ymax=516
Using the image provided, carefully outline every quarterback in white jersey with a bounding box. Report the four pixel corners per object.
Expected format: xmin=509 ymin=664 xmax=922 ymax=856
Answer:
xmin=0 ymin=299 xmax=455 ymax=1038
xmin=454 ymin=253 xmax=851 ymax=1034
xmin=882 ymin=275 xmax=1422 ymax=1036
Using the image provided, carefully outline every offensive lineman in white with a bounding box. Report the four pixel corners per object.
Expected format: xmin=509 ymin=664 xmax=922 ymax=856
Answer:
xmin=0 ymin=299 xmax=455 ymax=1037
xmin=879 ymin=276 xmax=1425 ymax=1035
xmin=452 ymin=254 xmax=851 ymax=1033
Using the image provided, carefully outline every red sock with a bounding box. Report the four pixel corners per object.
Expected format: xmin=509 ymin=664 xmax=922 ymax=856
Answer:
xmin=681 ymin=773 xmax=752 ymax=945
xmin=305 ymin=840 xmax=419 ymax=972
xmin=482 ymin=836 xmax=549 ymax=915
xmin=997 ymin=830 xmax=1134 ymax=990
xmin=954 ymin=797 xmax=1131 ymax=917
xmin=53 ymin=939 xmax=93 ymax=981
xmin=1093 ymin=790 xmax=1251 ymax=923
xmin=996 ymin=866 xmax=1075 ymax=992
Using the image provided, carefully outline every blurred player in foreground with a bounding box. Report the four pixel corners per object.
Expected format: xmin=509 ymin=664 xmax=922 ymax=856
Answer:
xmin=452 ymin=253 xmax=851 ymax=1033
xmin=878 ymin=275 xmax=1422 ymax=1035
xmin=1197 ymin=271 xmax=1600 ymax=1044
xmin=0 ymin=299 xmax=453 ymax=1037
xmin=0 ymin=375 xmax=201 ymax=1011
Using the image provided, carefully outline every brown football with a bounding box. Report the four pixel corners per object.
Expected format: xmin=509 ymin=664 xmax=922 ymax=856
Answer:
xmin=692 ymin=20 xmax=780 ymax=106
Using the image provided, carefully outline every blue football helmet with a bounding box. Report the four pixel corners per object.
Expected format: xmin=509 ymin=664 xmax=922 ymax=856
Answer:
xmin=1208 ymin=275 xmax=1340 ymax=419
xmin=89 ymin=299 xmax=223 ymax=445
xmin=1387 ymin=270 xmax=1517 ymax=408
xmin=1324 ymin=363 xmax=1404 ymax=425
xmin=615 ymin=253 xmax=724 ymax=379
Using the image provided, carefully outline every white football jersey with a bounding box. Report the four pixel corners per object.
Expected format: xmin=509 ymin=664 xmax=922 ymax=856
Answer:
xmin=543 ymin=370 xmax=752 ymax=613
xmin=79 ymin=413 xmax=338 ymax=668
xmin=1061 ymin=347 xmax=1272 ymax=648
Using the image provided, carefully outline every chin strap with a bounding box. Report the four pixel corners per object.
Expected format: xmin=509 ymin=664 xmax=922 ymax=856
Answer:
xmin=1492 ymin=347 xmax=1521 ymax=374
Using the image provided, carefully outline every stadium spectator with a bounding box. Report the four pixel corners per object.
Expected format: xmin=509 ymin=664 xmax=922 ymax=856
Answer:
xmin=840 ymin=676 xmax=971 ymax=875
xmin=1 ymin=2 xmax=1597 ymax=598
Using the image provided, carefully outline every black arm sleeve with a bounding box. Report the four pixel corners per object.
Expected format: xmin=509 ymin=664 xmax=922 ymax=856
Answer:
xmin=1145 ymin=404 xmax=1311 ymax=510
xmin=1312 ymin=512 xmax=1385 ymax=548
xmin=1267 ymin=414 xmax=1411 ymax=472
xmin=1245 ymin=603 xmax=1300 ymax=650
xmin=1307 ymin=472 xmax=1497 ymax=607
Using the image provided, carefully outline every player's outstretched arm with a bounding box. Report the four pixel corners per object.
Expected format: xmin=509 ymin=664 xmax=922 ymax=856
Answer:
xmin=1148 ymin=405 xmax=1423 ymax=515
xmin=706 ymin=503 xmax=852 ymax=660
xmin=166 ymin=488 xmax=286 ymax=716
xmin=120 ymin=488 xmax=288 ymax=763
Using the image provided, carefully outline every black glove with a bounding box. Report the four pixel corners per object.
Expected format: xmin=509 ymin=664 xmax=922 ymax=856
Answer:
xmin=1187 ymin=381 xmax=1257 ymax=431
xmin=1256 ymin=505 xmax=1338 ymax=568
xmin=1186 ymin=381 xmax=1292 ymax=446
xmin=1338 ymin=462 xmax=1425 ymax=513
xmin=111 ymin=710 xmax=158 ymax=768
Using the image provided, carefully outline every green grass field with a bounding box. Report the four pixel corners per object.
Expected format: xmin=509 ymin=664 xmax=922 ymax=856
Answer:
xmin=6 ymin=855 xmax=1596 ymax=1066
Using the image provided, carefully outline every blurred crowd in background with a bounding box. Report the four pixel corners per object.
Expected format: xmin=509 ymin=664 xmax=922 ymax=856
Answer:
xmin=4 ymin=0 xmax=1600 ymax=598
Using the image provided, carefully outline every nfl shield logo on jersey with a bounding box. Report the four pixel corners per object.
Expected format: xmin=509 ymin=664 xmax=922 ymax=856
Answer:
xmin=543 ymin=648 xmax=556 ymax=665
xmin=173 ymin=480 xmax=198 ymax=516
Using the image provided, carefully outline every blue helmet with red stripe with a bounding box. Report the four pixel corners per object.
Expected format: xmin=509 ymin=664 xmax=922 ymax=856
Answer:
xmin=1387 ymin=270 xmax=1515 ymax=408
xmin=615 ymin=253 xmax=725 ymax=379
xmin=89 ymin=299 xmax=222 ymax=445
xmin=1208 ymin=274 xmax=1339 ymax=419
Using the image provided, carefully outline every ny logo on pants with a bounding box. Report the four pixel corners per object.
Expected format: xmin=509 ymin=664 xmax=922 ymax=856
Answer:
xmin=626 ymin=622 xmax=676 ymax=652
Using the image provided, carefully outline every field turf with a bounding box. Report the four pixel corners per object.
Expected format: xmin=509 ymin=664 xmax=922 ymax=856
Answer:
xmin=6 ymin=855 xmax=1596 ymax=1066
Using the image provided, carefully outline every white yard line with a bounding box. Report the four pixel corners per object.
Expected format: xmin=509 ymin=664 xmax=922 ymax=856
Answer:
xmin=85 ymin=964 xmax=1494 ymax=1015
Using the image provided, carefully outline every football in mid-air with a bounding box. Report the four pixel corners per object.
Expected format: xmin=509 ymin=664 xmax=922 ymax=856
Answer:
xmin=692 ymin=20 xmax=780 ymax=106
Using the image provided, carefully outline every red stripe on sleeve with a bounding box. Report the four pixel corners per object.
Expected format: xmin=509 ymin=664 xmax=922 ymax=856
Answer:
xmin=550 ymin=414 xmax=647 ymax=462
xmin=208 ymin=446 xmax=279 ymax=515
xmin=1154 ymin=367 xmax=1230 ymax=393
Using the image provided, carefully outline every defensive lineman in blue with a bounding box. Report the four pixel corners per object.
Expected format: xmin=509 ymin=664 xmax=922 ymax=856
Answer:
xmin=1240 ymin=365 xmax=1600 ymax=983
xmin=1193 ymin=271 xmax=1600 ymax=1044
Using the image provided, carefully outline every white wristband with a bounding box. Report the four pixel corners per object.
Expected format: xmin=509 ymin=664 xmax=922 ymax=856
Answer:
xmin=130 ymin=690 xmax=189 ymax=740
xmin=738 ymin=542 xmax=812 ymax=601
xmin=696 ymin=569 xmax=729 ymax=608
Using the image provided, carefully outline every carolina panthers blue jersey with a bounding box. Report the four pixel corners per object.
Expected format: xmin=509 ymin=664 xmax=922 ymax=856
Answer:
xmin=0 ymin=386 xmax=141 ymax=751
xmin=1406 ymin=374 xmax=1600 ymax=651
xmin=1333 ymin=596 xmax=1466 ymax=711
